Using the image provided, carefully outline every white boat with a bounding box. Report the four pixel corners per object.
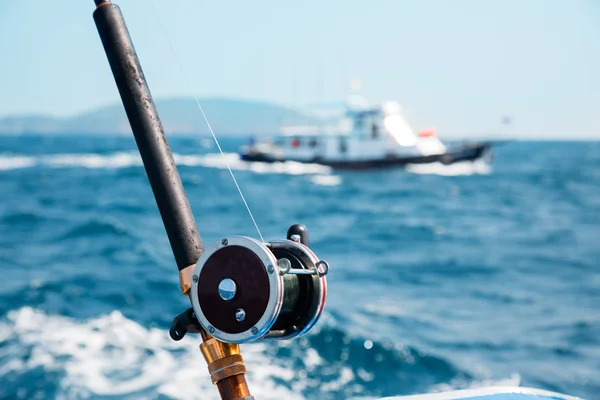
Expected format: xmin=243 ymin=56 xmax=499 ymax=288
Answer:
xmin=239 ymin=96 xmax=493 ymax=170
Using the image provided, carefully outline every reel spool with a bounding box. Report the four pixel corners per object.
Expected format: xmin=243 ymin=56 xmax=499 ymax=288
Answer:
xmin=190 ymin=234 xmax=328 ymax=344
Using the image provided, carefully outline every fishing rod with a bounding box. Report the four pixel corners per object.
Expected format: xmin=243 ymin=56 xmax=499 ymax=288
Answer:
xmin=91 ymin=1 xmax=329 ymax=399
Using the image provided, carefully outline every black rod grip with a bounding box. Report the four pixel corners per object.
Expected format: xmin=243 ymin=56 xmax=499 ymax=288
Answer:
xmin=93 ymin=2 xmax=203 ymax=270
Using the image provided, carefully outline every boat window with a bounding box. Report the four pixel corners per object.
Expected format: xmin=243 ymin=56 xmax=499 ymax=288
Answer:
xmin=354 ymin=115 xmax=363 ymax=129
xmin=371 ymin=122 xmax=379 ymax=139
xmin=308 ymin=139 xmax=318 ymax=148
xmin=339 ymin=138 xmax=347 ymax=153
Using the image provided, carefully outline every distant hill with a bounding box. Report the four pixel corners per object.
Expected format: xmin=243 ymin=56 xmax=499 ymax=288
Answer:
xmin=0 ymin=97 xmax=320 ymax=136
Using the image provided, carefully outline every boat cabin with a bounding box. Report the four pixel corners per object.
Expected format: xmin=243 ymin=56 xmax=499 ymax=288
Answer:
xmin=271 ymin=100 xmax=447 ymax=162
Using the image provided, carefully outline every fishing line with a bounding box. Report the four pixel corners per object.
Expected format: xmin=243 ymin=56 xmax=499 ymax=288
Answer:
xmin=146 ymin=0 xmax=265 ymax=243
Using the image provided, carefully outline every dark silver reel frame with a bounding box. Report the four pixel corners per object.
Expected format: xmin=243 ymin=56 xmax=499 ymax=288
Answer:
xmin=190 ymin=235 xmax=328 ymax=344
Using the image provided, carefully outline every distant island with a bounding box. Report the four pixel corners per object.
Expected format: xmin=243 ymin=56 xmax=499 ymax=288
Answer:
xmin=0 ymin=97 xmax=320 ymax=136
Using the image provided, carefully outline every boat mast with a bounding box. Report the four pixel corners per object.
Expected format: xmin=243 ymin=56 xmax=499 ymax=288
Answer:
xmin=91 ymin=2 xmax=253 ymax=399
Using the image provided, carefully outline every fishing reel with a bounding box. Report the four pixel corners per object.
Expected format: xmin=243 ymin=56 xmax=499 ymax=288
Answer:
xmin=170 ymin=224 xmax=328 ymax=344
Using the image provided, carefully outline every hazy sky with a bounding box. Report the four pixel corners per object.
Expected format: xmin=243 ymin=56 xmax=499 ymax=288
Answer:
xmin=0 ymin=0 xmax=599 ymax=138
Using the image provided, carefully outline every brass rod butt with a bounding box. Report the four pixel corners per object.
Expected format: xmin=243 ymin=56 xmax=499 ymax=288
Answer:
xmin=200 ymin=338 xmax=252 ymax=399
xmin=217 ymin=375 xmax=252 ymax=400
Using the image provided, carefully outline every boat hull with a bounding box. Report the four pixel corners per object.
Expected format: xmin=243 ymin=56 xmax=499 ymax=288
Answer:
xmin=240 ymin=143 xmax=492 ymax=170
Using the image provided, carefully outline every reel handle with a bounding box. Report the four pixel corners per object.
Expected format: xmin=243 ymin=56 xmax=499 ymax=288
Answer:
xmin=169 ymin=308 xmax=201 ymax=341
xmin=287 ymin=224 xmax=310 ymax=247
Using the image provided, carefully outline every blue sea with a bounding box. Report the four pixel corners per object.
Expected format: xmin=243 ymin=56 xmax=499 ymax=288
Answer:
xmin=0 ymin=135 xmax=598 ymax=400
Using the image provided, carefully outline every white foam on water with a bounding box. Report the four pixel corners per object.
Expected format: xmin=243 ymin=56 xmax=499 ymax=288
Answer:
xmin=0 ymin=152 xmax=492 ymax=178
xmin=310 ymin=175 xmax=342 ymax=186
xmin=44 ymin=152 xmax=143 ymax=169
xmin=0 ymin=152 xmax=333 ymax=176
xmin=406 ymin=160 xmax=491 ymax=176
xmin=0 ymin=155 xmax=36 ymax=170
xmin=177 ymin=152 xmax=331 ymax=175
xmin=0 ymin=307 xmax=304 ymax=400
xmin=0 ymin=307 xmax=527 ymax=399
xmin=319 ymin=366 xmax=355 ymax=392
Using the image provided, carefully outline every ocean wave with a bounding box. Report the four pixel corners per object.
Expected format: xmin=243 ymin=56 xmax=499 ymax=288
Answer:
xmin=1 ymin=139 xmax=596 ymax=399
xmin=0 ymin=210 xmax=45 ymax=224
xmin=0 ymin=308 xmax=491 ymax=400
xmin=59 ymin=219 xmax=132 ymax=240
xmin=176 ymin=152 xmax=332 ymax=175
xmin=0 ymin=151 xmax=490 ymax=177
xmin=405 ymin=160 xmax=491 ymax=176
xmin=0 ymin=307 xmax=300 ymax=400
xmin=0 ymin=155 xmax=36 ymax=170
xmin=45 ymin=152 xmax=142 ymax=169
xmin=0 ymin=152 xmax=333 ymax=176
xmin=311 ymin=175 xmax=343 ymax=186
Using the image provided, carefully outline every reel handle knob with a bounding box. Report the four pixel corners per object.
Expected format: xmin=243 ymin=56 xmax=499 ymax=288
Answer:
xmin=287 ymin=224 xmax=310 ymax=247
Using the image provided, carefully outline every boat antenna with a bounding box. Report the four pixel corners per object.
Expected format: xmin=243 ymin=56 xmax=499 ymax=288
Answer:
xmin=91 ymin=2 xmax=330 ymax=399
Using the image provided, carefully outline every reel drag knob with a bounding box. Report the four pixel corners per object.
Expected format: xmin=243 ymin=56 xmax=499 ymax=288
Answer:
xmin=190 ymin=236 xmax=328 ymax=344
